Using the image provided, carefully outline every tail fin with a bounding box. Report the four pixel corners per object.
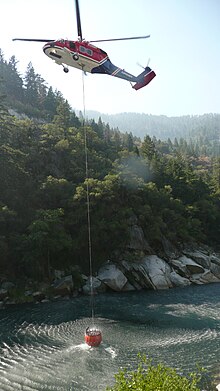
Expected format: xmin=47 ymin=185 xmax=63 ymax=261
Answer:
xmin=133 ymin=66 xmax=156 ymax=90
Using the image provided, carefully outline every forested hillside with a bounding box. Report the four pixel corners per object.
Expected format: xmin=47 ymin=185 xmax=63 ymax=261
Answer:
xmin=87 ymin=111 xmax=220 ymax=156
xmin=0 ymin=50 xmax=220 ymax=283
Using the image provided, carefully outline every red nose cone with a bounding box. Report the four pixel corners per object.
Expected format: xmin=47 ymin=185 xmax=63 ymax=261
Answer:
xmin=84 ymin=328 xmax=102 ymax=347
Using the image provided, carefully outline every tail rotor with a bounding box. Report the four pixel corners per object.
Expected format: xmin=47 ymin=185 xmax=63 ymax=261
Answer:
xmin=137 ymin=58 xmax=150 ymax=70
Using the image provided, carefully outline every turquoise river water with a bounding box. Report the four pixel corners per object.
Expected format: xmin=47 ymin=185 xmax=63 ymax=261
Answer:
xmin=0 ymin=283 xmax=220 ymax=390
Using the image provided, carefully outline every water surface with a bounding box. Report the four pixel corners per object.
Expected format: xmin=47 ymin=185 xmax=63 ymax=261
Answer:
xmin=0 ymin=283 xmax=220 ymax=390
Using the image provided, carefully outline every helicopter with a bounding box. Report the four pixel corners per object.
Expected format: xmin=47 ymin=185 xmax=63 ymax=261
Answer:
xmin=13 ymin=0 xmax=156 ymax=91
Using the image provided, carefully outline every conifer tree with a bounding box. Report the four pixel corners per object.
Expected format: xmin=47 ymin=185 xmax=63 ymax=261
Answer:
xmin=6 ymin=55 xmax=24 ymax=102
xmin=141 ymin=135 xmax=158 ymax=160
xmin=24 ymin=62 xmax=39 ymax=105
xmin=44 ymin=86 xmax=57 ymax=115
xmin=53 ymin=99 xmax=72 ymax=134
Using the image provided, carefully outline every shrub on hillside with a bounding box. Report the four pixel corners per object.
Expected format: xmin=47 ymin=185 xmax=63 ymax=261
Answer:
xmin=106 ymin=355 xmax=210 ymax=391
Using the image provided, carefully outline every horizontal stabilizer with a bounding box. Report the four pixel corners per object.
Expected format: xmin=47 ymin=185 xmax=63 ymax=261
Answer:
xmin=133 ymin=69 xmax=156 ymax=90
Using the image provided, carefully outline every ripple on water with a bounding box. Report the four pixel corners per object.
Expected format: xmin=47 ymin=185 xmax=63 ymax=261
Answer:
xmin=0 ymin=318 xmax=119 ymax=391
xmin=0 ymin=285 xmax=220 ymax=390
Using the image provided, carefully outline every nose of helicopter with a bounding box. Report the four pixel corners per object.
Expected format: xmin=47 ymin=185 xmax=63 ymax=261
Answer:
xmin=43 ymin=41 xmax=63 ymax=61
xmin=43 ymin=41 xmax=55 ymax=50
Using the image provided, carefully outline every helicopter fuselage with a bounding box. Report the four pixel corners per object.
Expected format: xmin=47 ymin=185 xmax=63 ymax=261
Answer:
xmin=43 ymin=39 xmax=156 ymax=89
xmin=43 ymin=39 xmax=108 ymax=73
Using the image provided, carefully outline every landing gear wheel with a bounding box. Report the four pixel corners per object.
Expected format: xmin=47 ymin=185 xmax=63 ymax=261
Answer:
xmin=73 ymin=54 xmax=79 ymax=61
xmin=63 ymin=67 xmax=69 ymax=73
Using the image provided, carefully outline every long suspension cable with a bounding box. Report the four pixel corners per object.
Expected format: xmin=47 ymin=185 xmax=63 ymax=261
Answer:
xmin=82 ymin=69 xmax=95 ymax=324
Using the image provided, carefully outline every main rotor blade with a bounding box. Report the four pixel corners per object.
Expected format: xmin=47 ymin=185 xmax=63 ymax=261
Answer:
xmin=13 ymin=38 xmax=55 ymax=42
xmin=90 ymin=35 xmax=150 ymax=43
xmin=75 ymin=0 xmax=82 ymax=41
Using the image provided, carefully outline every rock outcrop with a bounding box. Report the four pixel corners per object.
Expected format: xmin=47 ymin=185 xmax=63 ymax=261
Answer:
xmin=170 ymin=256 xmax=205 ymax=276
xmin=0 ymin=217 xmax=219 ymax=306
xmin=127 ymin=215 xmax=152 ymax=253
xmin=53 ymin=275 xmax=74 ymax=296
xmin=169 ymin=271 xmax=191 ymax=287
xmin=82 ymin=276 xmax=106 ymax=295
xmin=93 ymin=247 xmax=220 ymax=292
xmin=141 ymin=255 xmax=173 ymax=289
xmin=98 ymin=263 xmax=127 ymax=291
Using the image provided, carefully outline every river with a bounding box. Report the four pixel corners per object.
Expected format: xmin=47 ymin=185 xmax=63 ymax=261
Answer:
xmin=0 ymin=283 xmax=220 ymax=390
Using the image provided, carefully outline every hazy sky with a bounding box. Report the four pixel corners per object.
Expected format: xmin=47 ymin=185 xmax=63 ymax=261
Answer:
xmin=1 ymin=0 xmax=220 ymax=116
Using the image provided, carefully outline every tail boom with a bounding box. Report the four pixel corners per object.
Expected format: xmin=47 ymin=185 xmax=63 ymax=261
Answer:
xmin=91 ymin=59 xmax=156 ymax=90
xmin=132 ymin=67 xmax=156 ymax=90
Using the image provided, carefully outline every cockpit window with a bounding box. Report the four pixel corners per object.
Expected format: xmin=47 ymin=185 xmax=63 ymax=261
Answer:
xmin=69 ymin=41 xmax=76 ymax=50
